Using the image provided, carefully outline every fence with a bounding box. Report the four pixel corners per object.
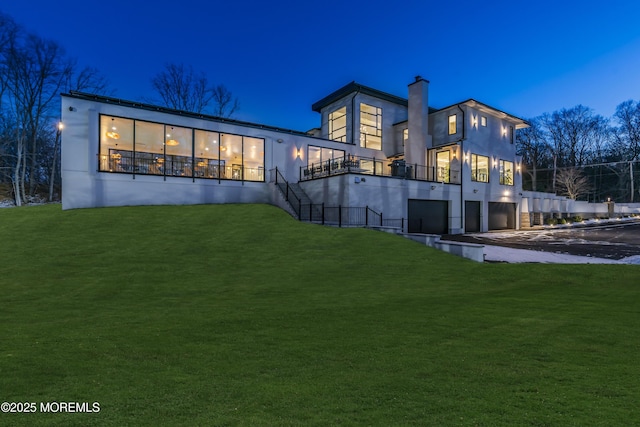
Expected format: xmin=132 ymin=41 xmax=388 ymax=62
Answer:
xmin=299 ymin=204 xmax=405 ymax=230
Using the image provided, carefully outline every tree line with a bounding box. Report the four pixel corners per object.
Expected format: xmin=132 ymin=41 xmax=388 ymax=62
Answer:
xmin=516 ymin=101 xmax=640 ymax=202
xmin=0 ymin=11 xmax=239 ymax=206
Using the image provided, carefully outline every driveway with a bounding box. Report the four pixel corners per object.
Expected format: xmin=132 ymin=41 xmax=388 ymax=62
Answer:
xmin=444 ymin=219 xmax=640 ymax=261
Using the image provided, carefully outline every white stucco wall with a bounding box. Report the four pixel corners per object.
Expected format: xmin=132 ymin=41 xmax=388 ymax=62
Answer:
xmin=61 ymin=94 xmax=352 ymax=210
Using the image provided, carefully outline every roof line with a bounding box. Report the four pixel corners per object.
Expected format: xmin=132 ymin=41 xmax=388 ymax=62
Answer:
xmin=311 ymin=82 xmax=408 ymax=112
xmin=435 ymin=98 xmax=529 ymax=126
xmin=63 ymin=91 xmax=315 ymax=137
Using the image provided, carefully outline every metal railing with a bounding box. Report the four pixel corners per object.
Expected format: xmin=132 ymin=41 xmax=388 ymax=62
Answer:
xmin=300 ymin=154 xmax=460 ymax=184
xmin=297 ymin=203 xmax=405 ymax=231
xmin=274 ymin=167 xmax=303 ymax=218
xmin=98 ymin=149 xmax=265 ymax=181
xmin=273 ymin=168 xmax=405 ymax=231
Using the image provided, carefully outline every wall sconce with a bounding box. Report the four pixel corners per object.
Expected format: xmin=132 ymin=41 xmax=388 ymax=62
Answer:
xmin=472 ymin=115 xmax=478 ymax=128
xmin=277 ymin=138 xmax=283 ymax=143
xmin=473 ymin=189 xmax=478 ymax=193
xmin=430 ymin=185 xmax=436 ymax=190
xmin=516 ymin=164 xmax=521 ymax=172
xmin=464 ymin=154 xmax=469 ymax=162
xmin=502 ymin=126 xmax=507 ymax=137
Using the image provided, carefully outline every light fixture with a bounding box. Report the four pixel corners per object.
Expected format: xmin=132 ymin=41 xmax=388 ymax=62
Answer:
xmin=502 ymin=126 xmax=507 ymax=137
xmin=473 ymin=189 xmax=478 ymax=193
xmin=430 ymin=185 xmax=436 ymax=190
xmin=106 ymin=118 xmax=120 ymax=140
xmin=197 ymin=161 xmax=207 ymax=167
xmin=166 ymin=128 xmax=179 ymax=146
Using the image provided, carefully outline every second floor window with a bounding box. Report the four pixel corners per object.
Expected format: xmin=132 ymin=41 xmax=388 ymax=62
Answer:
xmin=471 ymin=154 xmax=489 ymax=183
xmin=499 ymin=160 xmax=514 ymax=185
xmin=360 ymin=103 xmax=382 ymax=150
xmin=328 ymin=107 xmax=347 ymax=142
xmin=448 ymin=114 xmax=457 ymax=135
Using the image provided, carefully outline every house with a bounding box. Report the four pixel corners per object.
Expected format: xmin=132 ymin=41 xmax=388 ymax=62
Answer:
xmin=61 ymin=76 xmax=529 ymax=234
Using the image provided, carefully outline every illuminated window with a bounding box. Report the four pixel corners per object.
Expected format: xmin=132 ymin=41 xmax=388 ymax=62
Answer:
xmin=360 ymin=103 xmax=382 ymax=150
xmin=436 ymin=151 xmax=451 ymax=183
xmin=471 ymin=154 xmax=489 ymax=183
xmin=448 ymin=114 xmax=457 ymax=135
xmin=481 ymin=116 xmax=487 ymax=127
xmin=499 ymin=160 xmax=514 ymax=185
xmin=98 ymin=114 xmax=264 ymax=182
xmin=328 ymin=107 xmax=347 ymax=142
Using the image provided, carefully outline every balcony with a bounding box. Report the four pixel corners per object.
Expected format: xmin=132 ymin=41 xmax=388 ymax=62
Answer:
xmin=300 ymin=155 xmax=460 ymax=184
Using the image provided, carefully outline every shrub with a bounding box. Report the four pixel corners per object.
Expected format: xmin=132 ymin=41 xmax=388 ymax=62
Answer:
xmin=571 ymin=215 xmax=583 ymax=223
xmin=545 ymin=217 xmax=557 ymax=225
xmin=558 ymin=218 xmax=567 ymax=225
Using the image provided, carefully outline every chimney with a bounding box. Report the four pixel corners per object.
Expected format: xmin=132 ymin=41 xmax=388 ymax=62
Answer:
xmin=406 ymin=76 xmax=430 ymax=166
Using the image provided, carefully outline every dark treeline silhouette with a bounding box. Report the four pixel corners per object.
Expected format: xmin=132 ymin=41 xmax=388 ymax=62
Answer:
xmin=516 ymin=102 xmax=640 ymax=202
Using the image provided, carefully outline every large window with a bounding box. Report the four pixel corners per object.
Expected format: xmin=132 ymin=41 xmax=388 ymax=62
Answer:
xmin=360 ymin=103 xmax=382 ymax=150
xmin=99 ymin=114 xmax=264 ymax=182
xmin=471 ymin=154 xmax=489 ymax=183
xmin=448 ymin=114 xmax=457 ymax=135
xmin=436 ymin=151 xmax=450 ymax=183
xmin=499 ymin=160 xmax=514 ymax=185
xmin=328 ymin=107 xmax=347 ymax=142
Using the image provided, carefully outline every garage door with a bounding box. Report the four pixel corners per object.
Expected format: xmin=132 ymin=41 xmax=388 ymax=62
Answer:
xmin=488 ymin=202 xmax=516 ymax=230
xmin=465 ymin=201 xmax=481 ymax=233
xmin=408 ymin=199 xmax=448 ymax=234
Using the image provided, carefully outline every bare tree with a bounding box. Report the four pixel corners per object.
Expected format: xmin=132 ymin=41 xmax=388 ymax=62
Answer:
xmin=542 ymin=106 xmax=608 ymax=192
xmin=0 ymin=11 xmax=110 ymax=205
xmin=613 ymin=100 xmax=640 ymax=161
xmin=151 ymin=62 xmax=239 ymax=117
xmin=556 ymin=167 xmax=591 ymax=200
xmin=211 ymin=84 xmax=239 ymax=118
xmin=516 ymin=117 xmax=548 ymax=191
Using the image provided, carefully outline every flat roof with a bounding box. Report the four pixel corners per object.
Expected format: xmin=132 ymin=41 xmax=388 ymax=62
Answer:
xmin=311 ymin=82 xmax=409 ymax=112
xmin=63 ymin=91 xmax=315 ymax=137
xmin=436 ymin=99 xmax=530 ymax=128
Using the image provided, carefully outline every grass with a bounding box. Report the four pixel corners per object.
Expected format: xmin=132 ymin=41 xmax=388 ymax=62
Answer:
xmin=0 ymin=203 xmax=639 ymax=426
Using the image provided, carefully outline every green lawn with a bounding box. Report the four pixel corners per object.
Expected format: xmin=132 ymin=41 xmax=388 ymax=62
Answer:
xmin=1 ymin=204 xmax=639 ymax=426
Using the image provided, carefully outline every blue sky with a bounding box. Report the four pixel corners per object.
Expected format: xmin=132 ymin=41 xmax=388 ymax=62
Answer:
xmin=3 ymin=1 xmax=640 ymax=131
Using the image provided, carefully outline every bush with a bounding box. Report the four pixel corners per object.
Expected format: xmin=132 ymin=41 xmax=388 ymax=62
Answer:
xmin=545 ymin=217 xmax=557 ymax=225
xmin=571 ymin=215 xmax=583 ymax=223
xmin=558 ymin=218 xmax=567 ymax=225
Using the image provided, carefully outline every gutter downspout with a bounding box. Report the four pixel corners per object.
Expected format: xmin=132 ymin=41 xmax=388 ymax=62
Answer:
xmin=351 ymin=85 xmax=361 ymax=147
xmin=457 ymin=104 xmax=466 ymax=234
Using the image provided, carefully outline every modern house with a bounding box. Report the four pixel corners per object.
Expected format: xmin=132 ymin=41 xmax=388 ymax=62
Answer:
xmin=61 ymin=76 xmax=530 ymax=234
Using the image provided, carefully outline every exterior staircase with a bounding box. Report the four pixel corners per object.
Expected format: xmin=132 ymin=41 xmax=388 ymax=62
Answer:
xmin=273 ymin=167 xmax=322 ymax=221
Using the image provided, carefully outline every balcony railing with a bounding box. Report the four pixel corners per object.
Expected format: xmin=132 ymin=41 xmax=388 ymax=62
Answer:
xmin=300 ymin=155 xmax=460 ymax=184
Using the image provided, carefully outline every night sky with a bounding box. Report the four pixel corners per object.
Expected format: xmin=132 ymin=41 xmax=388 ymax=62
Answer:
xmin=3 ymin=1 xmax=640 ymax=131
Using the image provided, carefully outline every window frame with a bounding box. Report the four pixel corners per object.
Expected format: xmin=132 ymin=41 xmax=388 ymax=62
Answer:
xmin=499 ymin=159 xmax=514 ymax=185
xmin=471 ymin=153 xmax=490 ymax=183
xmin=359 ymin=103 xmax=382 ymax=150
xmin=328 ymin=106 xmax=347 ymax=142
xmin=98 ymin=113 xmax=265 ymax=182
xmin=448 ymin=114 xmax=457 ymax=135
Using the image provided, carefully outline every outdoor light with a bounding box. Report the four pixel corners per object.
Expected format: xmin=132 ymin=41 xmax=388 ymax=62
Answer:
xmin=472 ymin=115 xmax=478 ymax=128
xmin=57 ymin=122 xmax=64 ymax=131
xmin=502 ymin=126 xmax=507 ymax=137
xmin=166 ymin=139 xmax=180 ymax=146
